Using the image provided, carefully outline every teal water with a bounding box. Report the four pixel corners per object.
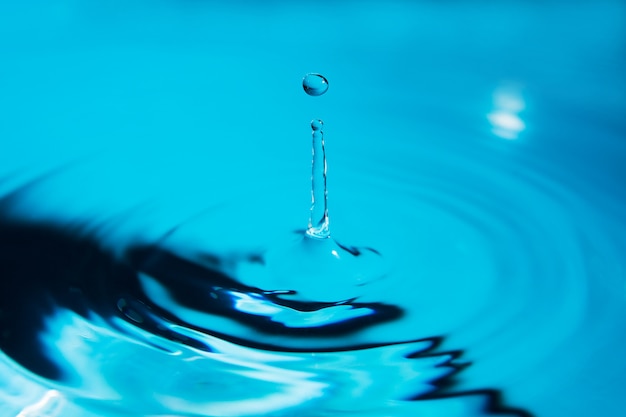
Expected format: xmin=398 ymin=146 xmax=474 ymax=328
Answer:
xmin=0 ymin=1 xmax=625 ymax=416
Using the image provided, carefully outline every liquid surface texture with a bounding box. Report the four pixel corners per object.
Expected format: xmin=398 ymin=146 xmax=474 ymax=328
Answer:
xmin=0 ymin=1 xmax=625 ymax=417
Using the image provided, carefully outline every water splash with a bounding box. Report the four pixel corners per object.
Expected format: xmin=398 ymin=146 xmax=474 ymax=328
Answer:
xmin=253 ymin=75 xmax=389 ymax=302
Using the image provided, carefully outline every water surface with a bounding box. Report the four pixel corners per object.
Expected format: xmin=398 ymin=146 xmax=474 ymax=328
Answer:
xmin=0 ymin=1 xmax=625 ymax=416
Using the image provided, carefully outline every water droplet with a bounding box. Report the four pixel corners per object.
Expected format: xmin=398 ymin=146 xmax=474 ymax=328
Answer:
xmin=303 ymin=73 xmax=329 ymax=96
xmin=311 ymin=119 xmax=323 ymax=131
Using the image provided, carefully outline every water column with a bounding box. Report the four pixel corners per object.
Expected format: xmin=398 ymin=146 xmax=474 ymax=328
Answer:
xmin=306 ymin=119 xmax=330 ymax=239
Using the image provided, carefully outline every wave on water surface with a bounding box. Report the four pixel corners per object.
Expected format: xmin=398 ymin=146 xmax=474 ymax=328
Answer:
xmin=0 ymin=196 xmax=532 ymax=417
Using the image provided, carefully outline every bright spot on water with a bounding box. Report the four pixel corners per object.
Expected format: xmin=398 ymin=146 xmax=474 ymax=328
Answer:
xmin=494 ymin=90 xmax=526 ymax=112
xmin=303 ymin=73 xmax=329 ymax=96
xmin=16 ymin=390 xmax=64 ymax=417
xmin=488 ymin=111 xmax=526 ymax=140
xmin=488 ymin=85 xmax=526 ymax=140
xmin=231 ymin=292 xmax=283 ymax=315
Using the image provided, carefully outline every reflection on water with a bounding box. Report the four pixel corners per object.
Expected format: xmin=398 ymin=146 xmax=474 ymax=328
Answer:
xmin=0 ymin=213 xmax=531 ymax=417
xmin=488 ymin=84 xmax=526 ymax=140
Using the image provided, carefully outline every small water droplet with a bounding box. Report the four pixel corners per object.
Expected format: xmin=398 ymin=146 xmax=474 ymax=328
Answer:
xmin=311 ymin=119 xmax=323 ymax=131
xmin=303 ymin=73 xmax=329 ymax=96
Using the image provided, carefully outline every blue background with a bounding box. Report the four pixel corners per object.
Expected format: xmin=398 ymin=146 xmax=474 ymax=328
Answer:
xmin=0 ymin=1 xmax=625 ymax=416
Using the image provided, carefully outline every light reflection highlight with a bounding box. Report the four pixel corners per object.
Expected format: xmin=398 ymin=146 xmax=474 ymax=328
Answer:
xmin=31 ymin=308 xmax=467 ymax=416
xmin=16 ymin=390 xmax=64 ymax=417
xmin=488 ymin=86 xmax=526 ymax=140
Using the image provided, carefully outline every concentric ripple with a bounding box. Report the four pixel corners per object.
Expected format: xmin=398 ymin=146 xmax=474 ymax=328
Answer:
xmin=0 ymin=126 xmax=624 ymax=417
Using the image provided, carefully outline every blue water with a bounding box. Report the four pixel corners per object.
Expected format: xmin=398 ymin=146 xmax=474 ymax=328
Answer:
xmin=1 ymin=1 xmax=625 ymax=416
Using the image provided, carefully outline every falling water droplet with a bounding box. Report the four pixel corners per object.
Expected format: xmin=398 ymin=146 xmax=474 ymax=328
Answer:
xmin=302 ymin=73 xmax=329 ymax=96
